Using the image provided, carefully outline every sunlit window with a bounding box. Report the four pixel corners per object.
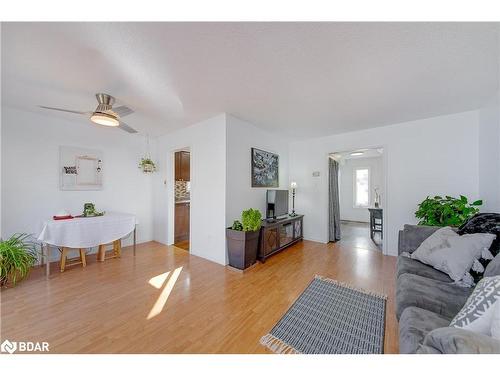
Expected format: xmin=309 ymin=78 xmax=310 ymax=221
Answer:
xmin=354 ymin=168 xmax=370 ymax=208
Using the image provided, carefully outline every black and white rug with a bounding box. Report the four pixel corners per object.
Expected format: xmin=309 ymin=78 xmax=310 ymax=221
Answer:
xmin=260 ymin=275 xmax=387 ymax=354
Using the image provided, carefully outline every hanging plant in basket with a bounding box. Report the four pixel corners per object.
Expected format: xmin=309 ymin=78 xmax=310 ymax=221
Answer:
xmin=139 ymin=135 xmax=157 ymax=173
xmin=139 ymin=158 xmax=157 ymax=173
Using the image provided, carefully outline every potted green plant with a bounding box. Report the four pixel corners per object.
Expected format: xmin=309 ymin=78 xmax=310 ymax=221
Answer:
xmin=138 ymin=158 xmax=157 ymax=173
xmin=226 ymin=208 xmax=262 ymax=270
xmin=0 ymin=233 xmax=38 ymax=287
xmin=415 ymin=195 xmax=482 ymax=227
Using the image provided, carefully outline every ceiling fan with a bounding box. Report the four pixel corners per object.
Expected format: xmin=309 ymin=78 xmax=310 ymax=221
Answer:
xmin=39 ymin=93 xmax=138 ymax=133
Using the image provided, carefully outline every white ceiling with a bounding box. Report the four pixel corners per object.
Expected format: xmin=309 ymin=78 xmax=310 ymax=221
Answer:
xmin=2 ymin=22 xmax=499 ymax=138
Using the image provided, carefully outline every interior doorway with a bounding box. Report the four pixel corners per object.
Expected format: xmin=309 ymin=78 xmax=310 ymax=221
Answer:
xmin=328 ymin=147 xmax=385 ymax=252
xmin=174 ymin=149 xmax=190 ymax=251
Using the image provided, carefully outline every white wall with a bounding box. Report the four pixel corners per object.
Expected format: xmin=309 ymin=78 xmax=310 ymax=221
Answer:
xmin=478 ymin=91 xmax=500 ymax=212
xmin=152 ymin=113 xmax=289 ymax=266
xmin=0 ymin=24 xmax=2 ymax=238
xmin=289 ymin=110 xmax=480 ymax=255
xmin=225 ymin=114 xmax=290 ymax=226
xmin=152 ymin=114 xmax=227 ymax=265
xmin=339 ymin=156 xmax=383 ymax=223
xmin=1 ymin=107 xmax=154 ymax=260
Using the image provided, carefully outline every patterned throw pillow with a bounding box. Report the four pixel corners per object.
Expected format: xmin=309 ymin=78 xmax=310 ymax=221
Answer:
xmin=411 ymin=227 xmax=496 ymax=286
xmin=458 ymin=213 xmax=500 ymax=282
xmin=450 ymin=276 xmax=500 ymax=336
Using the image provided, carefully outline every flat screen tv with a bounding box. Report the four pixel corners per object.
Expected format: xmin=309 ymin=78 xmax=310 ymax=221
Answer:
xmin=266 ymin=189 xmax=289 ymax=219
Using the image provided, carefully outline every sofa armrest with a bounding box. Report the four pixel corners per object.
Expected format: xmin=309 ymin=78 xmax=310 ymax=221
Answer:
xmin=398 ymin=224 xmax=441 ymax=255
xmin=416 ymin=327 xmax=500 ymax=354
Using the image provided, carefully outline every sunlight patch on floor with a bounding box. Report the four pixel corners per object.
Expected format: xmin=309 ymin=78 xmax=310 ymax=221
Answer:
xmin=149 ymin=272 xmax=171 ymax=289
xmin=147 ymin=266 xmax=183 ymax=319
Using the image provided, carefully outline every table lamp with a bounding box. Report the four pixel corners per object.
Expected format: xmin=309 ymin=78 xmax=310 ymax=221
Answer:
xmin=290 ymin=181 xmax=297 ymax=216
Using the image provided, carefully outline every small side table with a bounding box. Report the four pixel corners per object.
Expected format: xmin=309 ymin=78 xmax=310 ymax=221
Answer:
xmin=368 ymin=208 xmax=383 ymax=241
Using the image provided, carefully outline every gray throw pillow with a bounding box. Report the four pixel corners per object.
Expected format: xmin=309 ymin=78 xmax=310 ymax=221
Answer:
xmin=411 ymin=227 xmax=496 ymax=285
xmin=485 ymin=253 xmax=500 ymax=277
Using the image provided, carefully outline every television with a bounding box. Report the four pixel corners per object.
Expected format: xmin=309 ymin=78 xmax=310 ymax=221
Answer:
xmin=266 ymin=189 xmax=289 ymax=219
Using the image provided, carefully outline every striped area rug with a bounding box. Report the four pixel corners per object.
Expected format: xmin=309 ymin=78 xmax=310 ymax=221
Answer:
xmin=260 ymin=275 xmax=387 ymax=354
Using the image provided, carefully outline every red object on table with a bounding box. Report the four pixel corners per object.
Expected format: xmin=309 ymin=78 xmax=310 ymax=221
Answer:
xmin=53 ymin=215 xmax=74 ymax=220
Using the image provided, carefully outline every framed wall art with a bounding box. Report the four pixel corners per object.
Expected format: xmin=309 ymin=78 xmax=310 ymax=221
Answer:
xmin=60 ymin=146 xmax=103 ymax=191
xmin=251 ymin=147 xmax=279 ymax=188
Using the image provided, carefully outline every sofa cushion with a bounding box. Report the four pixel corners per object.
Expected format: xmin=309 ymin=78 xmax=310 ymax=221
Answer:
xmin=396 ymin=256 xmax=452 ymax=282
xmin=396 ymin=273 xmax=471 ymax=320
xmin=417 ymin=327 xmax=500 ymax=354
xmin=398 ymin=224 xmax=441 ymax=254
xmin=399 ymin=306 xmax=450 ymax=354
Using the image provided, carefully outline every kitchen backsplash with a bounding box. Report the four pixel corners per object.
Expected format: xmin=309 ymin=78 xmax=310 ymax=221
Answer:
xmin=175 ymin=180 xmax=191 ymax=201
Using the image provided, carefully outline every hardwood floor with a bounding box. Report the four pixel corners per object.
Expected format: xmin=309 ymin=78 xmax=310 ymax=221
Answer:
xmin=340 ymin=220 xmax=383 ymax=252
xmin=0 ymin=240 xmax=398 ymax=353
xmin=174 ymin=240 xmax=190 ymax=251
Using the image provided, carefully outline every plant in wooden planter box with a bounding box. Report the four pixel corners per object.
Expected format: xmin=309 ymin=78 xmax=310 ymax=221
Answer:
xmin=0 ymin=233 xmax=38 ymax=287
xmin=226 ymin=208 xmax=262 ymax=270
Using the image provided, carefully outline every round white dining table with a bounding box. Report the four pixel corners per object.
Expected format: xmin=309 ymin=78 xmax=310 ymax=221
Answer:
xmin=37 ymin=212 xmax=137 ymax=277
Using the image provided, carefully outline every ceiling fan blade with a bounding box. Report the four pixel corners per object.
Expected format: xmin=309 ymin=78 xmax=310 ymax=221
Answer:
xmin=38 ymin=105 xmax=90 ymax=115
xmin=118 ymin=121 xmax=138 ymax=134
xmin=113 ymin=105 xmax=134 ymax=117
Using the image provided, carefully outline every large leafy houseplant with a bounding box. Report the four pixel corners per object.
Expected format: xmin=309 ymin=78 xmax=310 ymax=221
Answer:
xmin=0 ymin=233 xmax=38 ymax=287
xmin=241 ymin=208 xmax=262 ymax=232
xmin=415 ymin=195 xmax=482 ymax=227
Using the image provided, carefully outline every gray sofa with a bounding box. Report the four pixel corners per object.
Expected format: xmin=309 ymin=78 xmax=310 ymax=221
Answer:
xmin=396 ymin=224 xmax=500 ymax=354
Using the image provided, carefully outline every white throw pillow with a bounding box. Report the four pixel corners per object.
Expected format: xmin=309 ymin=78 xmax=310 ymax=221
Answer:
xmin=411 ymin=227 xmax=495 ymax=284
xmin=450 ymin=275 xmax=500 ymax=336
xmin=492 ymin=298 xmax=500 ymax=339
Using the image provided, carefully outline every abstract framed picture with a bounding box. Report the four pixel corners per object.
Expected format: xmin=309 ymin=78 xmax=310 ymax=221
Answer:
xmin=251 ymin=148 xmax=279 ymax=188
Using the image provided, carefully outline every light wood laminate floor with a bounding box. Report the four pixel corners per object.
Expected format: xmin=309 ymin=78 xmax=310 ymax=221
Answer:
xmin=0 ymin=240 xmax=398 ymax=353
xmin=340 ymin=220 xmax=383 ymax=252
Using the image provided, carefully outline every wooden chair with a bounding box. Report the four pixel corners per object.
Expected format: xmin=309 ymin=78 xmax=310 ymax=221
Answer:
xmin=97 ymin=239 xmax=122 ymax=262
xmin=59 ymin=248 xmax=87 ymax=272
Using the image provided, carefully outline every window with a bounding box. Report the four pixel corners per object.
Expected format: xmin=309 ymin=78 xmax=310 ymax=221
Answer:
xmin=354 ymin=167 xmax=370 ymax=208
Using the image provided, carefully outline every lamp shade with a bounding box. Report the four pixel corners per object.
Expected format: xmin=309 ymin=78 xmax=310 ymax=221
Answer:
xmin=290 ymin=181 xmax=297 ymax=189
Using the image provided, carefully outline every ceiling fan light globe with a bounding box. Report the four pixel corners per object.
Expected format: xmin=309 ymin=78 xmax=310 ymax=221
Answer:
xmin=90 ymin=113 xmax=119 ymax=127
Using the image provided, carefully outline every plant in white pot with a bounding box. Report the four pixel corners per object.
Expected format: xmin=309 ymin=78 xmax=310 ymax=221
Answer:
xmin=226 ymin=208 xmax=262 ymax=270
xmin=138 ymin=158 xmax=157 ymax=173
xmin=138 ymin=135 xmax=157 ymax=173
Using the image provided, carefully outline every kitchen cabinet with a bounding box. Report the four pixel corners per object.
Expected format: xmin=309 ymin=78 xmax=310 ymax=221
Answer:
xmin=174 ymin=202 xmax=190 ymax=242
xmin=175 ymin=151 xmax=190 ymax=181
